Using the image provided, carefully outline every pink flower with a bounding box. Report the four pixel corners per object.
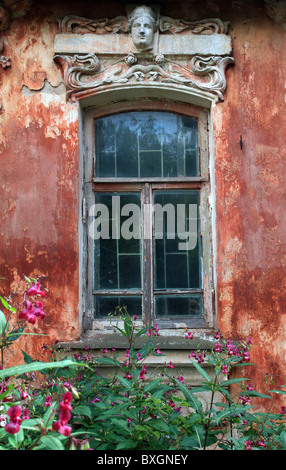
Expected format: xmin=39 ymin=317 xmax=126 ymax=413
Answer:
xmin=240 ymin=395 xmax=251 ymax=405
xmin=20 ymin=390 xmax=30 ymax=400
xmin=26 ymin=281 xmax=46 ymax=297
xmin=188 ymin=351 xmax=196 ymax=358
xmin=19 ymin=300 xmax=33 ymax=320
xmin=280 ymin=406 xmax=286 ymax=414
xmin=257 ymin=438 xmax=266 ymax=448
xmin=167 ymin=362 xmax=174 ymax=368
xmin=245 ymin=440 xmax=252 ymax=450
xmin=124 ymin=373 xmax=132 ymax=380
xmin=22 ymin=408 xmax=30 ymax=420
xmin=5 ymin=405 xmax=22 ymax=435
xmin=45 ymin=396 xmax=52 ymax=407
xmin=214 ymin=343 xmax=221 ymax=353
xmin=156 ymin=349 xmax=162 ymax=354
xmin=196 ymin=354 xmax=204 ymax=363
xmin=222 ymin=365 xmax=228 ymax=374
xmin=136 ymin=353 xmax=142 ymax=361
xmin=33 ymin=301 xmax=46 ymax=319
xmin=91 ymin=396 xmax=100 ymax=403
xmin=247 ymin=383 xmax=254 ymax=391
xmin=52 ymin=392 xmax=73 ymax=437
xmin=185 ymin=331 xmax=193 ymax=339
xmin=214 ymin=331 xmax=220 ymax=339
xmin=243 ymin=351 xmax=250 ymax=362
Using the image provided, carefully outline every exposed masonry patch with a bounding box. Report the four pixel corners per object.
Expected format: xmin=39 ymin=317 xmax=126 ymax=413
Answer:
xmin=21 ymin=79 xmax=66 ymax=96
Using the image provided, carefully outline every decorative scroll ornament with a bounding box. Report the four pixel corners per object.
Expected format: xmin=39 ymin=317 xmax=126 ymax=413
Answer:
xmin=58 ymin=14 xmax=229 ymax=36
xmin=54 ymin=52 xmax=234 ymax=102
xmin=54 ymin=5 xmax=234 ymax=102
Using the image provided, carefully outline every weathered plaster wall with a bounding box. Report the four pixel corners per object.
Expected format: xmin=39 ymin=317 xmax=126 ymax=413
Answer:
xmin=0 ymin=0 xmax=285 ymax=409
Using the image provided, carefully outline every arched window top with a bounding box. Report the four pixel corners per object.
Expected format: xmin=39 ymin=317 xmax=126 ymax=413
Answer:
xmin=94 ymin=111 xmax=199 ymax=179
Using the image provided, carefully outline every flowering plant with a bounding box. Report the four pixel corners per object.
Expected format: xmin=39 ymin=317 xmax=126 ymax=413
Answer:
xmin=0 ymin=281 xmax=285 ymax=450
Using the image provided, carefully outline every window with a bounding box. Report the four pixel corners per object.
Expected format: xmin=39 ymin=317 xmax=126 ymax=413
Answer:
xmin=82 ymin=103 xmax=213 ymax=331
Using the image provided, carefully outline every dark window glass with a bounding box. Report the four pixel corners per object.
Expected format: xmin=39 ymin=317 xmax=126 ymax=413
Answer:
xmin=94 ymin=193 xmax=142 ymax=290
xmin=95 ymin=112 xmax=199 ymax=178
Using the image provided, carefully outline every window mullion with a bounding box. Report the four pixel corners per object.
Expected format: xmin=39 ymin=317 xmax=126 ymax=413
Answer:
xmin=142 ymin=183 xmax=153 ymax=325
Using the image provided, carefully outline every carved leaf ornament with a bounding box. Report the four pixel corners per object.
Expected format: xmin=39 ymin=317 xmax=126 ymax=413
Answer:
xmin=54 ymin=6 xmax=234 ymax=102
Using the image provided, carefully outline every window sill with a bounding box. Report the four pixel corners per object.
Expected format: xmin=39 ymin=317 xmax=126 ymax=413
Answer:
xmin=57 ymin=327 xmax=216 ymax=351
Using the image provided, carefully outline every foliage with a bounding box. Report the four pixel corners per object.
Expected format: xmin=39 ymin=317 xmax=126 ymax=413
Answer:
xmin=0 ymin=279 xmax=285 ymax=450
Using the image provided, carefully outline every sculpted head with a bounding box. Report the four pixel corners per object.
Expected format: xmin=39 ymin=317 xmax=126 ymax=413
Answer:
xmin=128 ymin=5 xmax=158 ymax=51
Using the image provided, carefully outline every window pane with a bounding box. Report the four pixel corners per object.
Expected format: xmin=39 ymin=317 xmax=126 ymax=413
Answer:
xmin=154 ymin=191 xmax=201 ymax=290
xmin=155 ymin=295 xmax=202 ymax=317
xmin=93 ymin=193 xmax=142 ymax=290
xmin=95 ymin=296 xmax=142 ymax=318
xmin=95 ymin=112 xmax=199 ymax=178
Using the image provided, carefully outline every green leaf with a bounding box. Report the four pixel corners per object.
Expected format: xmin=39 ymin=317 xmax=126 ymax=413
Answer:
xmin=72 ymin=405 xmax=92 ymax=420
xmin=0 ymin=359 xmax=84 ymax=379
xmin=118 ymin=376 xmax=132 ymax=390
xmin=0 ymin=310 xmax=8 ymax=335
xmin=21 ymin=419 xmax=41 ymax=431
xmin=219 ymin=378 xmax=250 ymax=387
xmin=111 ymin=418 xmax=131 ymax=435
xmin=21 ymin=350 xmax=34 ymax=364
xmin=148 ymin=418 xmax=169 ymax=433
xmin=279 ymin=431 xmax=286 ymax=450
xmin=116 ymin=439 xmax=138 ymax=450
xmin=8 ymin=427 xmax=24 ymax=449
xmin=95 ymin=356 xmax=120 ymax=366
xmin=38 ymin=435 xmax=65 ymax=450
xmin=0 ymin=383 xmax=14 ymax=401
xmin=0 ymin=296 xmax=16 ymax=313
xmin=175 ymin=379 xmax=203 ymax=412
xmin=123 ymin=317 xmax=133 ymax=338
xmin=144 ymin=378 xmax=162 ymax=393
xmin=247 ymin=390 xmax=272 ymax=399
xmin=189 ymin=358 xmax=212 ymax=383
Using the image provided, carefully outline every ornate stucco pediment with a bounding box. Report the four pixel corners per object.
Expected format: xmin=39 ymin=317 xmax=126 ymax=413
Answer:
xmin=54 ymin=4 xmax=234 ymax=102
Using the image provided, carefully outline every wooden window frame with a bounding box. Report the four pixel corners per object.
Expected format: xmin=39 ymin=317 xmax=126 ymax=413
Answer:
xmin=81 ymin=101 xmax=214 ymax=332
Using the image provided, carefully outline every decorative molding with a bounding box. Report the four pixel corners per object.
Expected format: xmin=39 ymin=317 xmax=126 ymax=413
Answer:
xmin=54 ymin=5 xmax=234 ymax=102
xmin=58 ymin=14 xmax=229 ymax=36
xmin=54 ymin=52 xmax=234 ymax=102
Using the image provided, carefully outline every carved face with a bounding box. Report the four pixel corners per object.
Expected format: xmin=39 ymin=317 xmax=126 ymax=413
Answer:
xmin=131 ymin=13 xmax=155 ymax=50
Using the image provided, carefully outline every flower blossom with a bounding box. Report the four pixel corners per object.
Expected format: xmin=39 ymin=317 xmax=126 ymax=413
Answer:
xmin=5 ymin=405 xmax=22 ymax=435
xmin=19 ymin=299 xmax=46 ymax=324
xmin=26 ymin=281 xmax=46 ymax=297
xmin=52 ymin=391 xmax=73 ymax=437
xmin=214 ymin=343 xmax=221 ymax=353
xmin=185 ymin=331 xmax=193 ymax=339
xmin=45 ymin=396 xmax=52 ymax=407
xmin=222 ymin=365 xmax=228 ymax=374
xmin=245 ymin=440 xmax=252 ymax=450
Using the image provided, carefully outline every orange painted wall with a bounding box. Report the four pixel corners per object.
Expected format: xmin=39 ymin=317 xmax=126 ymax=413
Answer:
xmin=0 ymin=1 xmax=285 ymax=410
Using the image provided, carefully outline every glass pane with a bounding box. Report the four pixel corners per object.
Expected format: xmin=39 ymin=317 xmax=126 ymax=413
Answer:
xmin=93 ymin=193 xmax=142 ymax=290
xmin=95 ymin=112 xmax=199 ymax=178
xmin=155 ymin=295 xmax=202 ymax=317
xmin=154 ymin=191 xmax=201 ymax=289
xmin=95 ymin=296 xmax=142 ymax=318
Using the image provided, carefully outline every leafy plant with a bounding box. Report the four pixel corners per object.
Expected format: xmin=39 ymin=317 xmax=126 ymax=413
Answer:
xmin=0 ymin=282 xmax=285 ymax=451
